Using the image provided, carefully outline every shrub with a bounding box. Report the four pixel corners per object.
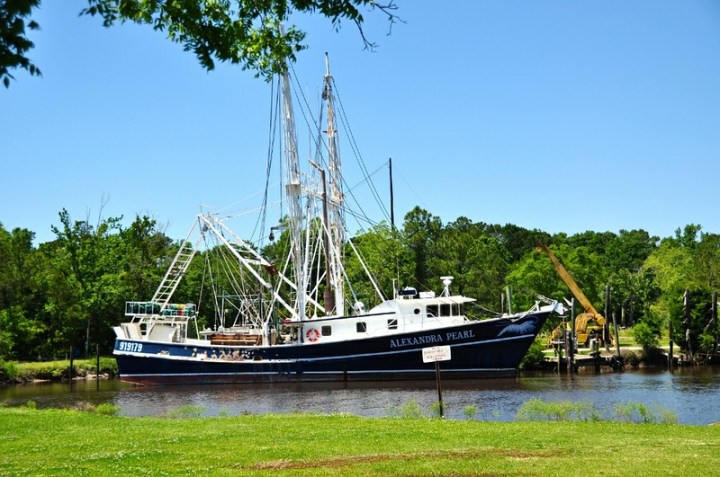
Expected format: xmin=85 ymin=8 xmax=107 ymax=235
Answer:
xmin=699 ymin=332 xmax=718 ymax=354
xmin=463 ymin=405 xmax=478 ymax=421
xmin=66 ymin=401 xmax=96 ymax=412
xmin=520 ymin=339 xmax=546 ymax=370
xmin=1 ymin=360 xmax=18 ymax=381
xmin=386 ymin=400 xmax=424 ymax=419
xmin=165 ymin=405 xmax=207 ymax=418
xmin=641 ymin=346 xmax=666 ymax=366
xmin=96 ymin=403 xmax=121 ymax=416
xmin=613 ymin=402 xmax=678 ymax=424
xmin=400 ymin=400 xmax=423 ymax=419
xmin=633 ymin=322 xmax=660 ymax=351
xmin=516 ymin=398 xmax=599 ymax=422
xmin=517 ymin=398 xmax=677 ymax=424
xmin=622 ymin=350 xmax=641 ymax=368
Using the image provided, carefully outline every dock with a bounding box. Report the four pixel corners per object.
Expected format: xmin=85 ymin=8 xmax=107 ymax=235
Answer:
xmin=542 ymin=350 xmax=624 ymax=373
xmin=542 ymin=346 xmax=720 ymax=373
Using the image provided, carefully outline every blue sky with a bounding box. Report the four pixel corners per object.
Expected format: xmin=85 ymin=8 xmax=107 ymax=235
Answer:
xmin=2 ymin=1 xmax=720 ymax=245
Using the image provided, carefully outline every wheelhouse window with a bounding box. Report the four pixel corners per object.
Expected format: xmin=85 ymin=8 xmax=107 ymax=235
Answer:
xmin=427 ymin=303 xmax=462 ymax=317
xmin=321 ymin=325 xmax=332 ymax=336
xmin=387 ymin=319 xmax=398 ymax=330
xmin=356 ymin=322 xmax=367 ymax=333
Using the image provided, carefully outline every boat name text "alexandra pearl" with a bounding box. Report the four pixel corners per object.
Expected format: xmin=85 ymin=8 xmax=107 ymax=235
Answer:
xmin=389 ymin=330 xmax=475 ymax=349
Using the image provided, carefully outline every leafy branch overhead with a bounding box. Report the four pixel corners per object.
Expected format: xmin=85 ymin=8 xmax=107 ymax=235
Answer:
xmin=0 ymin=0 xmax=42 ymax=87
xmin=0 ymin=0 xmax=399 ymax=88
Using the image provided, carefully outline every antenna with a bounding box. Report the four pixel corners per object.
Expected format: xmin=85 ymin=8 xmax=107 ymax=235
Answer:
xmin=440 ymin=276 xmax=454 ymax=297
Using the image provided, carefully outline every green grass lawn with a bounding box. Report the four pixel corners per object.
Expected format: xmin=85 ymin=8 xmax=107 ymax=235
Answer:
xmin=1 ymin=407 xmax=718 ymax=476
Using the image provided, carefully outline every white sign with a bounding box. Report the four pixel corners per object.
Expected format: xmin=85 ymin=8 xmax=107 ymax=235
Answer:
xmin=422 ymin=345 xmax=452 ymax=363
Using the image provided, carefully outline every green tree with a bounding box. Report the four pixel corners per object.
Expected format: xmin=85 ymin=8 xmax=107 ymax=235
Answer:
xmin=462 ymin=235 xmax=511 ymax=314
xmin=0 ymin=224 xmax=37 ymax=310
xmin=39 ymin=209 xmax=129 ymax=356
xmin=0 ymin=223 xmax=46 ymax=360
xmin=487 ymin=223 xmax=550 ymax=262
xmin=402 ymin=207 xmax=442 ymax=290
xmin=2 ymin=0 xmax=398 ymax=87
xmin=666 ymin=288 xmax=716 ymax=358
xmin=641 ymin=225 xmax=720 ymax=356
xmin=562 ymin=230 xmax=617 ymax=259
xmin=601 ymin=230 xmax=659 ymax=327
xmin=507 ymin=244 xmax=604 ymax=329
xmin=429 ymin=217 xmax=484 ymax=296
xmin=505 ymin=247 xmax=557 ymax=311
xmin=344 ymin=221 xmax=406 ymax=308
xmin=692 ymin=232 xmax=720 ymax=290
xmin=605 ymin=229 xmax=658 ymax=274
xmin=120 ymin=215 xmax=174 ymax=300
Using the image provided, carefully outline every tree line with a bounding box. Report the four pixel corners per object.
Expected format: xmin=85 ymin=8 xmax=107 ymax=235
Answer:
xmin=1 ymin=206 xmax=719 ymax=362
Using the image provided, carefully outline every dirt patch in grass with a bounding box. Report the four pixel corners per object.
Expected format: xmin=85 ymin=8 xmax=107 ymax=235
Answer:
xmin=246 ymin=448 xmax=560 ymax=471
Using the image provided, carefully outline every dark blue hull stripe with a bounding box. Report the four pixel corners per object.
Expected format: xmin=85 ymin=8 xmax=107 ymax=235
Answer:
xmin=114 ymin=333 xmax=534 ymax=365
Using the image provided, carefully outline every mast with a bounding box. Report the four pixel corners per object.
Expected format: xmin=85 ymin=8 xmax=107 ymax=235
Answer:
xmin=323 ymin=52 xmax=345 ymax=315
xmin=310 ymin=161 xmax=334 ymax=314
xmin=281 ymin=65 xmax=307 ymax=321
xmin=389 ymin=157 xmax=395 ymax=231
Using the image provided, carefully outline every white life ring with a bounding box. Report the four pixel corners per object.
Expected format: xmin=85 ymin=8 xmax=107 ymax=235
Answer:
xmin=305 ymin=328 xmax=321 ymax=343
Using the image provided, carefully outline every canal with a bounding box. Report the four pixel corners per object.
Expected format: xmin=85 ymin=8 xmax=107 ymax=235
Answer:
xmin=1 ymin=367 xmax=718 ymax=425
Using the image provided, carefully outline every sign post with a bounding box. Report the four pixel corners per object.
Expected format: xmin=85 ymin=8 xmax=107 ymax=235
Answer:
xmin=422 ymin=345 xmax=451 ymax=418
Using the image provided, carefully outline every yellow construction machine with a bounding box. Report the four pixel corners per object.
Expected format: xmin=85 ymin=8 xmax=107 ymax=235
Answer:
xmin=536 ymin=243 xmax=610 ymax=348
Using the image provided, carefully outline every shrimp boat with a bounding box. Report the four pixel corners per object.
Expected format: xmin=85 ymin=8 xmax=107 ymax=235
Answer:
xmin=113 ymin=57 xmax=562 ymax=385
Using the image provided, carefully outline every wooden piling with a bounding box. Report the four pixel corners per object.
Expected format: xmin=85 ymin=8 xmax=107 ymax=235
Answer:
xmin=96 ymin=344 xmax=100 ymax=390
xmin=713 ymin=292 xmax=718 ymax=355
xmin=669 ymin=317 xmax=674 ymax=372
xmin=69 ymin=345 xmax=74 ymax=384
xmin=568 ymin=299 xmax=576 ymax=374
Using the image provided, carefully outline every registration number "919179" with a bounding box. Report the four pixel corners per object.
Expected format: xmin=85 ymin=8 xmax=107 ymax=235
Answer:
xmin=118 ymin=341 xmax=143 ymax=353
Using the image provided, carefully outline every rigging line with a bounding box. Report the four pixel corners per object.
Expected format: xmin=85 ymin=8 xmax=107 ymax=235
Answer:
xmin=217 ymin=192 xmax=279 ymax=220
xmin=469 ymin=301 xmax=503 ymax=318
xmin=218 ymin=246 xmax=252 ymax=323
xmin=346 ymin=235 xmax=387 ymax=302
xmin=394 ymin=163 xmax=427 ymax=212
xmin=202 ymin=234 xmax=223 ymax=329
xmin=328 ymin=121 xmax=389 ymax=230
xmin=347 ymin=160 xmax=390 ymax=193
xmin=315 ymin=91 xmax=325 ymax=164
xmin=342 ymin=206 xmax=382 ymax=229
xmin=256 ymin=76 xmax=281 ymax=247
xmin=288 ymin=61 xmax=351 ymax=217
xmin=339 ymin=185 xmax=376 ymax=230
xmin=216 ymin=183 xmax=273 ymax=212
xmin=288 ymin=63 xmax=326 ymax=161
xmin=328 ymin=152 xmax=380 ymax=229
xmin=331 ymin=77 xmax=390 ymax=221
xmin=287 ymin=63 xmax=381 ymax=233
xmin=196 ymin=248 xmax=207 ymax=319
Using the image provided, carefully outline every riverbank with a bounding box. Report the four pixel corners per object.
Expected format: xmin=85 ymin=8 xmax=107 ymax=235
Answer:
xmin=1 ymin=407 xmax=718 ymax=476
xmin=0 ymin=358 xmax=118 ymax=384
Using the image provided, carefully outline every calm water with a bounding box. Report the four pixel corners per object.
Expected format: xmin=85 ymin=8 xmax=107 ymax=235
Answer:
xmin=2 ymin=368 xmax=719 ymax=425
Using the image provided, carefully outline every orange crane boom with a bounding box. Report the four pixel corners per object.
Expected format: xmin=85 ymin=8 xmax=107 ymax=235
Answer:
xmin=536 ymin=242 xmax=609 ymax=347
xmin=535 ymin=243 xmax=601 ymax=318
